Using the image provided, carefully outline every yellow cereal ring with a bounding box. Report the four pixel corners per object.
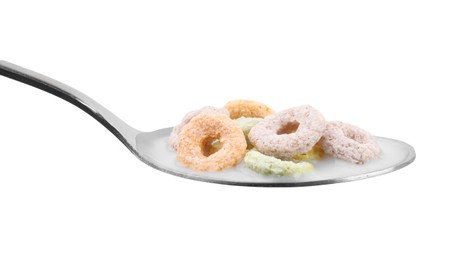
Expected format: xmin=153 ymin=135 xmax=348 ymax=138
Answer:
xmin=292 ymin=143 xmax=325 ymax=161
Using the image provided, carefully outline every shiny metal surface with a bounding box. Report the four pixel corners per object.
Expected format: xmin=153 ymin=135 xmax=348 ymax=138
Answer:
xmin=0 ymin=61 xmax=416 ymax=187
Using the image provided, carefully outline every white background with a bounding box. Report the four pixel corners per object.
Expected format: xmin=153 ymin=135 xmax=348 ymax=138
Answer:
xmin=1 ymin=1 xmax=462 ymax=259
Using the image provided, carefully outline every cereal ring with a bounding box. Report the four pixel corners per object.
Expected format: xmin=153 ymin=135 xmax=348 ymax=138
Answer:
xmin=292 ymin=143 xmax=325 ymax=161
xmin=225 ymin=100 xmax=274 ymax=119
xmin=234 ymin=117 xmax=264 ymax=149
xmin=168 ymin=106 xmax=229 ymax=150
xmin=244 ymin=150 xmax=313 ymax=176
xmin=177 ymin=114 xmax=247 ymax=172
xmin=248 ymin=105 xmax=326 ymax=159
xmin=319 ymin=121 xmax=381 ymax=164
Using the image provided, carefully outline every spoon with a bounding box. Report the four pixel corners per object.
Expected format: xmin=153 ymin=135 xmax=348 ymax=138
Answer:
xmin=0 ymin=61 xmax=415 ymax=187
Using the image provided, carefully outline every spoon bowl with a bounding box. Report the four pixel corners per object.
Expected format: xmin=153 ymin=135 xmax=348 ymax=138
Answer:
xmin=0 ymin=61 xmax=415 ymax=187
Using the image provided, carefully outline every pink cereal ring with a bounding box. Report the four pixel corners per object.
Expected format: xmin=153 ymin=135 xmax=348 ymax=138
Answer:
xmin=319 ymin=121 xmax=381 ymax=164
xmin=248 ymin=105 xmax=326 ymax=159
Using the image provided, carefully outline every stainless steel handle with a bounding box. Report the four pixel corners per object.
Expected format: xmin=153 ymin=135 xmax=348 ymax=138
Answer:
xmin=0 ymin=60 xmax=140 ymax=154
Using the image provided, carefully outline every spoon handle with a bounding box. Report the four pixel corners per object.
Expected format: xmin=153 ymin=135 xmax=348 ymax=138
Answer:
xmin=0 ymin=60 xmax=140 ymax=154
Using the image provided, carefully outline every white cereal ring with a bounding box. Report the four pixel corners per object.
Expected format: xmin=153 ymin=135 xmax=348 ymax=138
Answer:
xmin=319 ymin=121 xmax=381 ymax=164
xmin=248 ymin=105 xmax=326 ymax=159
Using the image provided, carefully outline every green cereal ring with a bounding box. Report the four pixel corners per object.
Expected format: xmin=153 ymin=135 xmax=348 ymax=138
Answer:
xmin=234 ymin=117 xmax=263 ymax=148
xmin=244 ymin=150 xmax=314 ymax=176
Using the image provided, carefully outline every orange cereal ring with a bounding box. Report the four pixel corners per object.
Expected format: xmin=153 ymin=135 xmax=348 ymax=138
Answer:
xmin=168 ymin=106 xmax=229 ymax=150
xmin=225 ymin=100 xmax=274 ymax=119
xmin=177 ymin=114 xmax=247 ymax=172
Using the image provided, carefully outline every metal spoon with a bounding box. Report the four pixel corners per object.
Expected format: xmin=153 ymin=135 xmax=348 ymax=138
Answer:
xmin=0 ymin=61 xmax=415 ymax=187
